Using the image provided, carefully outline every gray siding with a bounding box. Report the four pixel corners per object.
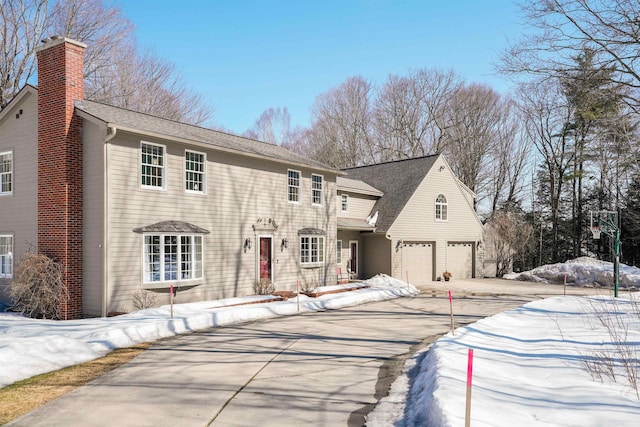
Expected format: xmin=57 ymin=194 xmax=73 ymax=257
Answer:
xmin=336 ymin=192 xmax=377 ymax=220
xmin=104 ymin=132 xmax=337 ymax=313
xmin=82 ymin=120 xmax=105 ymax=316
xmin=0 ymin=92 xmax=38 ymax=303
xmin=362 ymin=233 xmax=391 ymax=279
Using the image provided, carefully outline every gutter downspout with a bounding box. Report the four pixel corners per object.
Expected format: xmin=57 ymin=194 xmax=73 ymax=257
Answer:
xmin=385 ymin=233 xmax=396 ymax=279
xmin=102 ymin=125 xmax=116 ymax=317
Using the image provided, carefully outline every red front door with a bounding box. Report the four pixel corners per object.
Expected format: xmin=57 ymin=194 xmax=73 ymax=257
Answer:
xmin=259 ymin=237 xmax=272 ymax=280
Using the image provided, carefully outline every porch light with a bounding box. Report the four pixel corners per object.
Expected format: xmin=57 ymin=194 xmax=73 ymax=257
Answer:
xmin=244 ymin=238 xmax=252 ymax=252
xmin=281 ymin=238 xmax=289 ymax=250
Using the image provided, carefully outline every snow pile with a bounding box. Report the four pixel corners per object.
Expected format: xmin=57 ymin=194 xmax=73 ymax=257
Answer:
xmin=0 ymin=275 xmax=417 ymax=388
xmin=504 ymin=256 xmax=640 ymax=289
xmin=369 ymin=295 xmax=640 ymax=426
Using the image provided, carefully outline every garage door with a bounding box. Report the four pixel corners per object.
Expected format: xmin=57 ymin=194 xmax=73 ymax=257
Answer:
xmin=447 ymin=242 xmax=474 ymax=279
xmin=401 ymin=242 xmax=434 ymax=286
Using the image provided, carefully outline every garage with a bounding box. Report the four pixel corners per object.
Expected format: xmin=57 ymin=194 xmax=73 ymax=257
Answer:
xmin=401 ymin=241 xmax=435 ymax=286
xmin=446 ymin=242 xmax=474 ymax=279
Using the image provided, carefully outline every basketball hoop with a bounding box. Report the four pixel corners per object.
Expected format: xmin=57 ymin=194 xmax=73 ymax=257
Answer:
xmin=590 ymin=226 xmax=601 ymax=240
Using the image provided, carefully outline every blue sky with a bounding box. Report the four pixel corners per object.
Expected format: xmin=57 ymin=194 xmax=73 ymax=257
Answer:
xmin=120 ymin=1 xmax=524 ymax=134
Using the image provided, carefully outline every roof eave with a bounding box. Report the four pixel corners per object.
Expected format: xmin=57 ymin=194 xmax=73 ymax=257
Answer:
xmin=76 ymin=112 xmax=343 ymax=175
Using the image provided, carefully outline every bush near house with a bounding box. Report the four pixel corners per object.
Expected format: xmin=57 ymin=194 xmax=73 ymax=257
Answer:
xmin=9 ymin=252 xmax=66 ymax=320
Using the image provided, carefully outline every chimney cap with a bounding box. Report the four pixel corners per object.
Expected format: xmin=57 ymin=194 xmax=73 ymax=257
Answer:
xmin=36 ymin=36 xmax=87 ymax=53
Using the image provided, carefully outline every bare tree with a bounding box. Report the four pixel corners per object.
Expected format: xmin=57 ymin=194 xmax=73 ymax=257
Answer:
xmin=486 ymin=209 xmax=534 ymax=277
xmin=1 ymin=0 xmax=213 ymax=125
xmin=486 ymin=102 xmax=530 ymax=214
xmin=374 ymin=68 xmax=461 ymax=161
xmin=305 ymin=76 xmax=374 ymax=168
xmin=244 ymin=107 xmax=294 ymax=145
xmin=517 ymin=79 xmax=575 ymax=260
xmin=501 ymin=0 xmax=640 ymax=112
xmin=439 ymin=84 xmax=518 ymax=208
xmin=0 ymin=0 xmax=50 ymax=108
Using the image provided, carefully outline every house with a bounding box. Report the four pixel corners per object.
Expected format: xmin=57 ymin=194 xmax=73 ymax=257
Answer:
xmin=0 ymin=37 xmax=340 ymax=318
xmin=337 ymin=155 xmax=485 ymax=285
xmin=0 ymin=36 xmax=485 ymax=320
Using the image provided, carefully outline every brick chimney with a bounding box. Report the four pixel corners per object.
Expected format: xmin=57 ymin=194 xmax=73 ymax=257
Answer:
xmin=36 ymin=36 xmax=86 ymax=320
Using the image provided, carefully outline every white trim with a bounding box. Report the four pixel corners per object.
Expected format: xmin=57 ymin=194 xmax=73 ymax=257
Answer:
xmin=0 ymin=234 xmax=13 ymax=279
xmin=311 ymin=173 xmax=324 ymax=206
xmin=142 ymin=233 xmax=203 ymax=284
xmin=140 ymin=141 xmax=166 ymax=190
xmin=287 ymin=169 xmax=301 ymax=204
xmin=0 ymin=150 xmax=13 ymax=196
xmin=299 ymin=235 xmax=325 ymax=266
xmin=257 ymin=234 xmax=274 ymax=283
xmin=184 ymin=149 xmax=207 ymax=194
xmin=340 ymin=193 xmax=348 ymax=213
xmin=435 ymin=193 xmax=448 ymax=222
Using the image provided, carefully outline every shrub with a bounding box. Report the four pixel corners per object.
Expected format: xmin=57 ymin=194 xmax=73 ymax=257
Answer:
xmin=132 ymin=289 xmax=159 ymax=310
xmin=254 ymin=278 xmax=275 ymax=295
xmin=581 ymin=296 xmax=640 ymax=399
xmin=9 ymin=252 xmax=66 ymax=320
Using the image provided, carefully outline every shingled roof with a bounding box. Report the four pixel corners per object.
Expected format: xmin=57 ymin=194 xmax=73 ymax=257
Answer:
xmin=75 ymin=99 xmax=338 ymax=173
xmin=343 ymin=155 xmax=440 ymax=233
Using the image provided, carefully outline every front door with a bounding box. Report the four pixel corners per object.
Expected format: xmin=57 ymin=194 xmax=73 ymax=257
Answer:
xmin=259 ymin=237 xmax=273 ymax=281
xmin=349 ymin=240 xmax=358 ymax=278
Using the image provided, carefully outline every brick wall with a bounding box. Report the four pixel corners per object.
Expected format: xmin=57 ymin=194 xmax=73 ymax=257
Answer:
xmin=36 ymin=38 xmax=86 ymax=320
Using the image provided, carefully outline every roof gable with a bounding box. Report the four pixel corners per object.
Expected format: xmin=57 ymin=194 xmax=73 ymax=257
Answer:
xmin=74 ymin=98 xmax=338 ymax=174
xmin=0 ymin=85 xmax=37 ymax=125
xmin=343 ymin=155 xmax=439 ymax=233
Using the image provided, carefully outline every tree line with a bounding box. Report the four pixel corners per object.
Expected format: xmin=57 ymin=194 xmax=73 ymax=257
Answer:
xmin=245 ymin=0 xmax=640 ymax=273
xmin=1 ymin=0 xmax=212 ymax=125
xmin=4 ymin=0 xmax=640 ymax=272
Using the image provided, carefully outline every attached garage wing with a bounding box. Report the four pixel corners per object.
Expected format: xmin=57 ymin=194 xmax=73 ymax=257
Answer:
xmin=401 ymin=241 xmax=435 ymax=286
xmin=446 ymin=242 xmax=474 ymax=279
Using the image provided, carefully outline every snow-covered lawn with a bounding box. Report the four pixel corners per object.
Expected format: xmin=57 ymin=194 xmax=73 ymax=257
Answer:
xmin=4 ymin=257 xmax=640 ymax=426
xmin=0 ymin=275 xmax=417 ymax=388
xmin=368 ymin=257 xmax=640 ymax=426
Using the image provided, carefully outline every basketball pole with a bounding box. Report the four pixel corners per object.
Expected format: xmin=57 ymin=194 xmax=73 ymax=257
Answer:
xmin=614 ymin=226 xmax=620 ymax=298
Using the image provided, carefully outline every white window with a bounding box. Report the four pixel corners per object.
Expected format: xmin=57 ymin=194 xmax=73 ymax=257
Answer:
xmin=341 ymin=194 xmax=348 ymax=213
xmin=0 ymin=151 xmax=12 ymax=196
xmin=141 ymin=142 xmax=165 ymax=189
xmin=300 ymin=235 xmax=325 ymax=265
xmin=337 ymin=240 xmax=342 ymax=264
xmin=312 ymin=174 xmax=323 ymax=205
xmin=288 ymin=169 xmax=300 ymax=203
xmin=144 ymin=234 xmax=203 ymax=283
xmin=435 ymin=194 xmax=448 ymax=221
xmin=0 ymin=235 xmax=13 ymax=278
xmin=185 ymin=150 xmax=206 ymax=193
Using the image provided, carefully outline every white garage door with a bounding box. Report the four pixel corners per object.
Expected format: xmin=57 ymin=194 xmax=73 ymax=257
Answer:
xmin=402 ymin=242 xmax=434 ymax=286
xmin=447 ymin=242 xmax=474 ymax=279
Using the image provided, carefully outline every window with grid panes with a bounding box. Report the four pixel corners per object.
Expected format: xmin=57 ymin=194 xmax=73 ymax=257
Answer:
xmin=0 ymin=151 xmax=12 ymax=195
xmin=144 ymin=234 xmax=202 ymax=283
xmin=185 ymin=150 xmax=205 ymax=193
xmin=312 ymin=174 xmax=323 ymax=205
xmin=288 ymin=169 xmax=300 ymax=203
xmin=141 ymin=142 xmax=165 ymax=189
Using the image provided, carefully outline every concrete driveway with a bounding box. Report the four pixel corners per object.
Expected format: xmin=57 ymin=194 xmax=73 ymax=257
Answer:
xmin=8 ymin=279 xmax=604 ymax=427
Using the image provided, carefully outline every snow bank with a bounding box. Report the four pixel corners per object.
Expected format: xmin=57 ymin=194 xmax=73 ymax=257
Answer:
xmin=370 ymin=294 xmax=640 ymax=426
xmin=504 ymin=256 xmax=640 ymax=289
xmin=0 ymin=274 xmax=417 ymax=388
